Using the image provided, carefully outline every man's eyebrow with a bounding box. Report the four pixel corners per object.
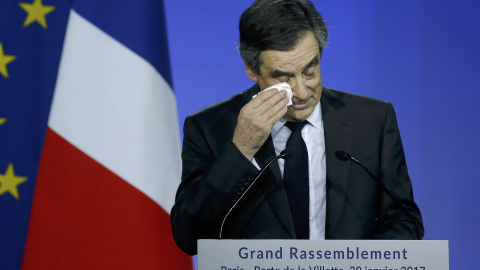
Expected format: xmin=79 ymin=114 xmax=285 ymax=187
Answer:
xmin=268 ymin=54 xmax=320 ymax=78
xmin=269 ymin=69 xmax=293 ymax=78
xmin=304 ymin=54 xmax=320 ymax=70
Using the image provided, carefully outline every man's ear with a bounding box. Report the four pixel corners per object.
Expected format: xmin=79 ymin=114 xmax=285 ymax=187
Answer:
xmin=243 ymin=60 xmax=258 ymax=82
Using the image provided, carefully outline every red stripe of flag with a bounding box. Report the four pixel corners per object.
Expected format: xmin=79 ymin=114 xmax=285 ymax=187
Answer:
xmin=22 ymin=128 xmax=192 ymax=269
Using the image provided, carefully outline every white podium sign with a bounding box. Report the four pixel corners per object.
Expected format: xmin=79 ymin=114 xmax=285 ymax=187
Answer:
xmin=198 ymin=240 xmax=448 ymax=270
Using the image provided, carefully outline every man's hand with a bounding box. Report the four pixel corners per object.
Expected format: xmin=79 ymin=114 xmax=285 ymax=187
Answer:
xmin=233 ymin=89 xmax=289 ymax=160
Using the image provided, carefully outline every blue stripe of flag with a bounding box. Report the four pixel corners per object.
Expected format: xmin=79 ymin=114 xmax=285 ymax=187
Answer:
xmin=72 ymin=0 xmax=173 ymax=87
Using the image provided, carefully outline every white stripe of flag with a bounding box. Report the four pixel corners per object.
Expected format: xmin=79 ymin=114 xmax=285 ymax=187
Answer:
xmin=49 ymin=10 xmax=181 ymax=214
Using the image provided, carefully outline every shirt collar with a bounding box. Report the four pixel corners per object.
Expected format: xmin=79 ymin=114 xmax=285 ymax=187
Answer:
xmin=272 ymin=102 xmax=323 ymax=135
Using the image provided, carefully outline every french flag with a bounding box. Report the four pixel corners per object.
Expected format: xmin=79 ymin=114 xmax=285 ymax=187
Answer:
xmin=21 ymin=0 xmax=192 ymax=269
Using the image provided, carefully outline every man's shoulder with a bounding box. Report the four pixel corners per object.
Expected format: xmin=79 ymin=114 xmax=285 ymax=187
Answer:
xmin=322 ymin=86 xmax=391 ymax=113
xmin=323 ymin=87 xmax=388 ymax=105
xmin=186 ymin=84 xmax=259 ymax=123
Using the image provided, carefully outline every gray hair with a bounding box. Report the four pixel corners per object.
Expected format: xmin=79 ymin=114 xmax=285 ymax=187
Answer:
xmin=238 ymin=0 xmax=328 ymax=74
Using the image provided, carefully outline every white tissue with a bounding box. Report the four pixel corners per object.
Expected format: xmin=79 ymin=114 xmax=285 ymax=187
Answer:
xmin=252 ymin=82 xmax=293 ymax=106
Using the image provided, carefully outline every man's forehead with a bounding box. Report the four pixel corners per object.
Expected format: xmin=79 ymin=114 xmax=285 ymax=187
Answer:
xmin=258 ymin=32 xmax=320 ymax=70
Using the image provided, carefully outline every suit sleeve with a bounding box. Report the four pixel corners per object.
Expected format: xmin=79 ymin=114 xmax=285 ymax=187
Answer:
xmin=374 ymin=102 xmax=424 ymax=239
xmin=170 ymin=114 xmax=259 ymax=255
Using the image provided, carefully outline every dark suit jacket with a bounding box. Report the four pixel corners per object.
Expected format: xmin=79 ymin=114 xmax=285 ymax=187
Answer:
xmin=171 ymin=85 xmax=423 ymax=255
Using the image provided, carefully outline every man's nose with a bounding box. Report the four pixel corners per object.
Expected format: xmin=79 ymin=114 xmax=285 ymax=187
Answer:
xmin=292 ymin=77 xmax=308 ymax=100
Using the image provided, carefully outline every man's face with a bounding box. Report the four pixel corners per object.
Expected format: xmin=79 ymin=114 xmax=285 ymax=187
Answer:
xmin=245 ymin=31 xmax=323 ymax=122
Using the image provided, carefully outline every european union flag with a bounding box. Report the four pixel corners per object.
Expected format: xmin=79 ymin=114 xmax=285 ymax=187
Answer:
xmin=1 ymin=0 xmax=192 ymax=269
xmin=0 ymin=0 xmax=71 ymax=269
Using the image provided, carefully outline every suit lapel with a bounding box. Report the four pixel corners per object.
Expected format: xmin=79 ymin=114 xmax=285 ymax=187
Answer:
xmin=254 ymin=136 xmax=296 ymax=238
xmin=321 ymin=88 xmax=354 ymax=238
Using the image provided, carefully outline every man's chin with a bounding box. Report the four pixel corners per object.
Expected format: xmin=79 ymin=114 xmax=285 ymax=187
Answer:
xmin=284 ymin=107 xmax=314 ymax=122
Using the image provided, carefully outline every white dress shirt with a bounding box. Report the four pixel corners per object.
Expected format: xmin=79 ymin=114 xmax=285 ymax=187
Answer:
xmin=252 ymin=102 xmax=327 ymax=239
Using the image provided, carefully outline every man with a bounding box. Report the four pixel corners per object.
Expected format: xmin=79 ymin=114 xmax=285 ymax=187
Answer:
xmin=171 ymin=0 xmax=423 ymax=256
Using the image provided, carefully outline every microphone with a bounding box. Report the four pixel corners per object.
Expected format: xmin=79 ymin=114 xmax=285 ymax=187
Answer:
xmin=278 ymin=148 xmax=292 ymax=160
xmin=335 ymin=150 xmax=351 ymax=161
xmin=335 ymin=150 xmax=423 ymax=238
xmin=219 ymin=149 xmax=291 ymax=238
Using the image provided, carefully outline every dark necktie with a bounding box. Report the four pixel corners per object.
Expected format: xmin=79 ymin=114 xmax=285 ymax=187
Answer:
xmin=283 ymin=121 xmax=309 ymax=239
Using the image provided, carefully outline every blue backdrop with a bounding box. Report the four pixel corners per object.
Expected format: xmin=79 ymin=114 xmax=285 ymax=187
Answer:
xmin=164 ymin=0 xmax=480 ymax=268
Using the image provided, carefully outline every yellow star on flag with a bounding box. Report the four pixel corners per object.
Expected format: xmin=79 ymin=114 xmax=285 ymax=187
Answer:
xmin=0 ymin=43 xmax=16 ymax=79
xmin=0 ymin=163 xmax=28 ymax=200
xmin=0 ymin=118 xmax=6 ymax=126
xmin=19 ymin=0 xmax=56 ymax=29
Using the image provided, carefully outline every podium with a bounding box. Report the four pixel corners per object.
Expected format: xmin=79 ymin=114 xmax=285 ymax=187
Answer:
xmin=198 ymin=239 xmax=448 ymax=270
